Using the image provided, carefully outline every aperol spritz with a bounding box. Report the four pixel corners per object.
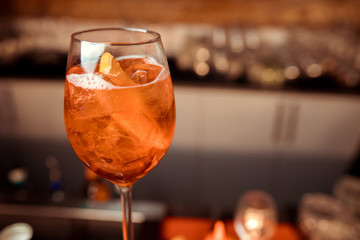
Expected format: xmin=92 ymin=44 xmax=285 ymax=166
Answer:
xmin=64 ymin=28 xmax=175 ymax=240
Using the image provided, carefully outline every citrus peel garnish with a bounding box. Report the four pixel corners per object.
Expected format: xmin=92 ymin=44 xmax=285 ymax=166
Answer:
xmin=99 ymin=52 xmax=134 ymax=86
xmin=99 ymin=52 xmax=123 ymax=75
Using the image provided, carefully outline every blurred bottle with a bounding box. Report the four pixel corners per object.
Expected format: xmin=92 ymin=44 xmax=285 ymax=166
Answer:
xmin=83 ymin=168 xmax=111 ymax=202
xmin=45 ymin=156 xmax=65 ymax=203
xmin=7 ymin=167 xmax=28 ymax=202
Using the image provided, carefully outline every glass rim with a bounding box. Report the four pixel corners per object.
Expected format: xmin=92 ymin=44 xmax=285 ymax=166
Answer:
xmin=71 ymin=27 xmax=161 ymax=46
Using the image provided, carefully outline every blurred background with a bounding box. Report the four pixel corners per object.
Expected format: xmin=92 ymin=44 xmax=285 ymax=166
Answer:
xmin=0 ymin=0 xmax=360 ymax=239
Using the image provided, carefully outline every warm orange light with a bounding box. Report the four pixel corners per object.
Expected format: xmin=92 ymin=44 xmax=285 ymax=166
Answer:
xmin=204 ymin=221 xmax=234 ymax=240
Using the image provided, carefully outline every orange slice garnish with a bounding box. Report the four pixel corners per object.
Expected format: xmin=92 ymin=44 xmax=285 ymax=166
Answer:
xmin=99 ymin=52 xmax=134 ymax=86
xmin=99 ymin=52 xmax=123 ymax=75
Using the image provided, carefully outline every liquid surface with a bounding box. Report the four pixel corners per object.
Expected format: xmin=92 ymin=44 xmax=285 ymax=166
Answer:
xmin=64 ymin=56 xmax=176 ymax=185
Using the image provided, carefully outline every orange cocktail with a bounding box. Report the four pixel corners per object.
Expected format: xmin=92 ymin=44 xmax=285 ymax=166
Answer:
xmin=64 ymin=54 xmax=175 ymax=186
xmin=65 ymin=28 xmax=174 ymax=239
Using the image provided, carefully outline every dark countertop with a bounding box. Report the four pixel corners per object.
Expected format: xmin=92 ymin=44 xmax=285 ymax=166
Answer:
xmin=0 ymin=54 xmax=359 ymax=96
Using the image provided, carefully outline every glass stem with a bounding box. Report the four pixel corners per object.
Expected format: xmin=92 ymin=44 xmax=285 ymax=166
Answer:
xmin=119 ymin=185 xmax=134 ymax=240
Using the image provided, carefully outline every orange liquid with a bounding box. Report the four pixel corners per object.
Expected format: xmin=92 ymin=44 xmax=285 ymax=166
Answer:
xmin=64 ymin=58 xmax=176 ymax=186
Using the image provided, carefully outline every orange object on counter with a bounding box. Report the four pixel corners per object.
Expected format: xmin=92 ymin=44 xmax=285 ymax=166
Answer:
xmin=161 ymin=217 xmax=300 ymax=240
xmin=161 ymin=217 xmax=213 ymax=240
xmin=84 ymin=168 xmax=111 ymax=202
xmin=204 ymin=221 xmax=236 ymax=240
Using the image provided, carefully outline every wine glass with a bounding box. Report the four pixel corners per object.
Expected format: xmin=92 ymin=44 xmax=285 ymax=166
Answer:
xmin=234 ymin=190 xmax=277 ymax=240
xmin=64 ymin=28 xmax=176 ymax=240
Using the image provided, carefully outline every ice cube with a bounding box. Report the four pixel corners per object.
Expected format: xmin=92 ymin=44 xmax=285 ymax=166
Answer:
xmin=144 ymin=69 xmax=175 ymax=119
xmin=125 ymin=63 xmax=162 ymax=84
xmin=66 ymin=73 xmax=117 ymax=120
xmin=110 ymin=111 xmax=168 ymax=151
xmin=100 ymin=72 xmax=136 ymax=87
xmin=91 ymin=117 xmax=142 ymax=164
xmin=85 ymin=109 xmax=169 ymax=175
xmin=119 ymin=58 xmax=146 ymax=70
xmin=123 ymin=62 xmax=175 ymax=119
xmin=130 ymin=70 xmax=149 ymax=84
